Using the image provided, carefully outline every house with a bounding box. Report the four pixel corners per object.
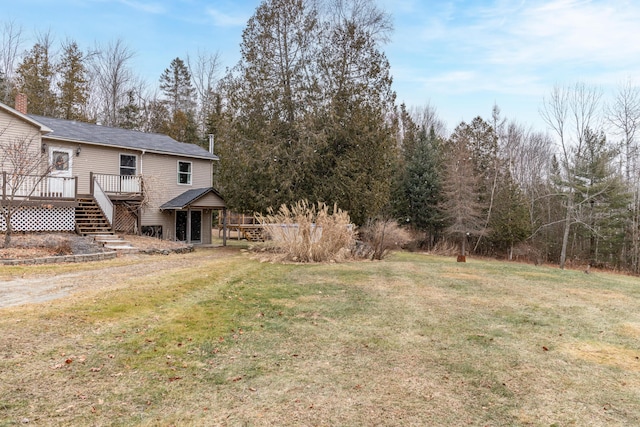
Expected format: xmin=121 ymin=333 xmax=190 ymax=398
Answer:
xmin=0 ymin=95 xmax=226 ymax=245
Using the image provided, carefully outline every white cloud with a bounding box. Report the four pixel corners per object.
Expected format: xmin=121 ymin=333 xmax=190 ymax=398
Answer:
xmin=205 ymin=7 xmax=249 ymax=28
xmin=117 ymin=0 xmax=165 ymax=14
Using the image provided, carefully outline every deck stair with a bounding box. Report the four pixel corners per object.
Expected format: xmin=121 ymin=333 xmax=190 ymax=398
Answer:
xmin=75 ymin=195 xmax=114 ymax=236
xmin=93 ymin=234 xmax=138 ymax=253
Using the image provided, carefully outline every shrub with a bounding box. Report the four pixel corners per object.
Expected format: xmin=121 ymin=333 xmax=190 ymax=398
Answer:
xmin=357 ymin=219 xmax=411 ymax=260
xmin=256 ymin=200 xmax=355 ymax=263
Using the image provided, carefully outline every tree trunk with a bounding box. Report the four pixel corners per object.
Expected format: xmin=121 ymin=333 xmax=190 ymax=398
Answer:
xmin=559 ymin=201 xmax=572 ymax=269
xmin=3 ymin=212 xmax=12 ymax=248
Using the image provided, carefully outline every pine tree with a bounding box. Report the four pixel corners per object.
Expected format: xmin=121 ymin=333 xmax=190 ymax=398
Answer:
xmin=15 ymin=40 xmax=57 ymax=116
xmin=57 ymin=41 xmax=89 ymax=121
xmin=159 ymin=57 xmax=195 ymax=115
xmin=393 ymin=124 xmax=443 ymax=246
xmin=572 ymin=128 xmax=630 ymax=266
xmin=488 ymin=172 xmax=531 ymax=259
xmin=117 ymin=89 xmax=143 ymax=130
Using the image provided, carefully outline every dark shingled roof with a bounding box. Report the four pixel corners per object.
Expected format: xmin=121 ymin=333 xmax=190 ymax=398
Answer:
xmin=160 ymin=187 xmax=223 ymax=209
xmin=30 ymin=115 xmax=218 ymax=160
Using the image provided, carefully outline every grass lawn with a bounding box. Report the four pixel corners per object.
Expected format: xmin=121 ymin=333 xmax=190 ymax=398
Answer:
xmin=1 ymin=249 xmax=640 ymax=426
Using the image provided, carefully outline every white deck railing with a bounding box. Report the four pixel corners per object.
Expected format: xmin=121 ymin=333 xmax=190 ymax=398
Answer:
xmin=1 ymin=172 xmax=76 ymax=200
xmin=92 ymin=178 xmax=114 ymax=226
xmin=93 ymin=173 xmax=142 ymax=194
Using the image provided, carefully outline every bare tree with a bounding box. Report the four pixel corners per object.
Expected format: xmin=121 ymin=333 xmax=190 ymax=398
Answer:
xmin=0 ymin=122 xmax=53 ymax=247
xmin=187 ymin=49 xmax=222 ymax=135
xmin=441 ymin=136 xmax=485 ymax=258
xmin=607 ymin=79 xmax=640 ymax=272
xmin=540 ymin=82 xmax=603 ymax=269
xmin=608 ymin=79 xmax=640 ymax=181
xmin=0 ymin=20 xmax=23 ymax=102
xmin=409 ymin=102 xmax=447 ymax=138
xmin=90 ymin=39 xmax=136 ymax=126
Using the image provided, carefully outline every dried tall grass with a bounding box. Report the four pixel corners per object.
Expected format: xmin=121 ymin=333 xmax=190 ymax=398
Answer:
xmin=256 ymin=200 xmax=355 ymax=262
xmin=357 ymin=219 xmax=412 ymax=260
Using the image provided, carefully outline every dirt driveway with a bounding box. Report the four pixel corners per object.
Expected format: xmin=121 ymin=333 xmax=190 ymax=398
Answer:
xmin=0 ymin=247 xmax=239 ymax=309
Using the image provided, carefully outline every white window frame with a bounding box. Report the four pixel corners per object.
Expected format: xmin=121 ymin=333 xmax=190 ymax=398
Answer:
xmin=177 ymin=161 xmax=192 ymax=185
xmin=49 ymin=147 xmax=73 ymax=177
xmin=119 ymin=153 xmax=137 ymax=176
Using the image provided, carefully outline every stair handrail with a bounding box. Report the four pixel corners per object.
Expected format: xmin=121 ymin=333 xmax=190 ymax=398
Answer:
xmin=92 ymin=177 xmax=114 ymax=226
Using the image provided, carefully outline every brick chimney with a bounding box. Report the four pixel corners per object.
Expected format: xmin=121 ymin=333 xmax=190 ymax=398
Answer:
xmin=15 ymin=93 xmax=27 ymax=114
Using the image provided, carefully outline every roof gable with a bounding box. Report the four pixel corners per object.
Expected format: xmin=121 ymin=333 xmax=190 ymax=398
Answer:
xmin=0 ymin=103 xmax=52 ymax=133
xmin=160 ymin=187 xmax=226 ymax=210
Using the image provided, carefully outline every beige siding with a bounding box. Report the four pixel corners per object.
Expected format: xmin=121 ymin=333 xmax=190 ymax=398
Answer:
xmin=0 ymin=111 xmax=44 ymax=171
xmin=191 ymin=192 xmax=225 ymax=209
xmin=42 ymin=140 xmax=142 ymax=194
xmin=139 ymin=154 xmax=213 ymax=226
xmin=40 ymin=138 xmax=216 ymax=240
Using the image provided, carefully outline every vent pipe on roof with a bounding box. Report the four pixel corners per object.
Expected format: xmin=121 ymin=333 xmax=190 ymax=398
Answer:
xmin=208 ymin=134 xmax=214 ymax=154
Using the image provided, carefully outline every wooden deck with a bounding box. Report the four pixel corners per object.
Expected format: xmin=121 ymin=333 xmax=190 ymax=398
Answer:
xmin=218 ymin=213 xmax=265 ymax=242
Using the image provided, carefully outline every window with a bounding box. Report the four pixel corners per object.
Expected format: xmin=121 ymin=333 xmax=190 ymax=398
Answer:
xmin=178 ymin=161 xmax=192 ymax=185
xmin=120 ymin=154 xmax=137 ymax=176
xmin=53 ymin=151 xmax=70 ymax=171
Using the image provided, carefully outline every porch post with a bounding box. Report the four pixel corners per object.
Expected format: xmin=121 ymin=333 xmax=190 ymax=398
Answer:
xmin=222 ymin=208 xmax=227 ymax=247
xmin=2 ymin=172 xmax=6 ymax=200
xmin=89 ymin=172 xmax=94 ymax=195
xmin=186 ymin=207 xmax=192 ymax=244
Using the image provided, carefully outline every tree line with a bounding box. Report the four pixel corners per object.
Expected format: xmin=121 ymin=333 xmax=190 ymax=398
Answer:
xmin=2 ymin=1 xmax=640 ymax=272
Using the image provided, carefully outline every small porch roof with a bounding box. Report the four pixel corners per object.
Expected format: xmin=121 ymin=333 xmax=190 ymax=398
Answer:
xmin=160 ymin=187 xmax=226 ymax=210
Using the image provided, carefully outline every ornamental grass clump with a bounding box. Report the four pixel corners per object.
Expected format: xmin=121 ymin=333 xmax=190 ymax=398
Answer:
xmin=256 ymin=200 xmax=355 ymax=262
xmin=357 ymin=219 xmax=412 ymax=260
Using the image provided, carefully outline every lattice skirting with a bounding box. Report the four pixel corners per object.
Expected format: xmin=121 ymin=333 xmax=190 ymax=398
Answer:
xmin=0 ymin=206 xmax=75 ymax=232
xmin=114 ymin=204 xmax=138 ymax=233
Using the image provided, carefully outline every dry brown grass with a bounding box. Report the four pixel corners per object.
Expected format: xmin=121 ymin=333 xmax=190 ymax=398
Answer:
xmin=356 ymin=219 xmax=412 ymax=260
xmin=1 ymin=251 xmax=640 ymax=426
xmin=255 ymin=200 xmax=355 ymax=262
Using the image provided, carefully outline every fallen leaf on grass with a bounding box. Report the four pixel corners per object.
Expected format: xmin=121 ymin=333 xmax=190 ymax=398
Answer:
xmin=169 ymin=376 xmax=182 ymax=382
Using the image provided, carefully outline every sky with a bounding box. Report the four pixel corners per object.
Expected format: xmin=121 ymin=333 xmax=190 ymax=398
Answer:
xmin=3 ymin=0 xmax=640 ymax=134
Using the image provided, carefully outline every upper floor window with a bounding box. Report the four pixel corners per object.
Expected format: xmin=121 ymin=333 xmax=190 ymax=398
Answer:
xmin=120 ymin=154 xmax=137 ymax=176
xmin=178 ymin=161 xmax=192 ymax=185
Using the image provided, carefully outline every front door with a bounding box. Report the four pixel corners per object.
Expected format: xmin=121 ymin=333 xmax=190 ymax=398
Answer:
xmin=48 ymin=147 xmax=73 ymax=197
xmin=175 ymin=210 xmax=202 ymax=243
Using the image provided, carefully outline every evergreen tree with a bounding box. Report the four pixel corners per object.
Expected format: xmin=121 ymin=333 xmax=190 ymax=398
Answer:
xmin=117 ymin=89 xmax=143 ymax=130
xmin=159 ymin=57 xmax=195 ymax=115
xmin=218 ymin=0 xmax=323 ymax=213
xmin=15 ymin=40 xmax=57 ymax=116
xmin=311 ymin=0 xmax=397 ymax=224
xmin=573 ymin=128 xmax=630 ymax=266
xmin=488 ymin=172 xmax=531 ymax=259
xmin=166 ymin=110 xmax=199 ymax=145
xmin=57 ymin=40 xmax=89 ymax=120
xmin=393 ymin=125 xmax=443 ymax=246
